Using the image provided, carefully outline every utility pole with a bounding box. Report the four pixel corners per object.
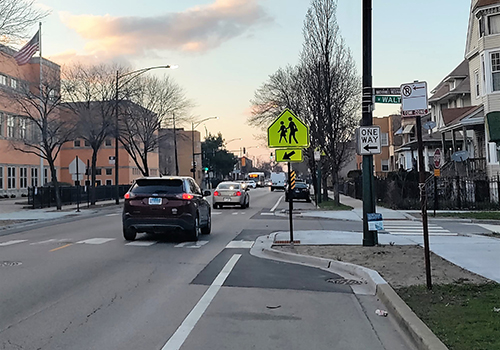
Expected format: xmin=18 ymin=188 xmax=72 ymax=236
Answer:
xmin=362 ymin=0 xmax=378 ymax=246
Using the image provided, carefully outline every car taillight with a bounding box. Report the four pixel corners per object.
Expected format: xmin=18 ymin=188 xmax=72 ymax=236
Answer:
xmin=182 ymin=193 xmax=194 ymax=200
xmin=234 ymin=191 xmax=242 ymax=196
xmin=213 ymin=191 xmax=220 ymax=196
xmin=124 ymin=192 xmax=135 ymax=199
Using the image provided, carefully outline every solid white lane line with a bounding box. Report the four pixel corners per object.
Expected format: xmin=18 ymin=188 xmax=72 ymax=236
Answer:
xmin=105 ymin=213 xmax=120 ymax=217
xmin=0 ymin=240 xmax=27 ymax=246
xmin=161 ymin=254 xmax=241 ymax=350
xmin=270 ymin=196 xmax=283 ymax=212
xmin=260 ymin=212 xmax=274 ymax=216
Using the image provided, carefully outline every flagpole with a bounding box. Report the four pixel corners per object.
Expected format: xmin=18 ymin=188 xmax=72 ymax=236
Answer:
xmin=39 ymin=21 xmax=44 ymax=186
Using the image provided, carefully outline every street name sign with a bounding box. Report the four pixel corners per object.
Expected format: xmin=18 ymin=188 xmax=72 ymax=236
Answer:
xmin=400 ymin=81 xmax=429 ymax=117
xmin=268 ymin=109 xmax=309 ymax=148
xmin=356 ymin=126 xmax=382 ymax=155
xmin=275 ymin=149 xmax=303 ymax=163
xmin=373 ymin=87 xmax=400 ymax=96
xmin=375 ymin=95 xmax=401 ymax=104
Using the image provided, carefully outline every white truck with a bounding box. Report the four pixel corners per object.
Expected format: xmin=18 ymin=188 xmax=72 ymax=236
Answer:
xmin=270 ymin=172 xmax=286 ymax=191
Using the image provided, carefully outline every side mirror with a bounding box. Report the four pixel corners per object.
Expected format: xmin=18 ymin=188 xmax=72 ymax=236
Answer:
xmin=203 ymin=190 xmax=211 ymax=197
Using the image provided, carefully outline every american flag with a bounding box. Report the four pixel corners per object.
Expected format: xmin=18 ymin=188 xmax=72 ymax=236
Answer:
xmin=14 ymin=31 xmax=40 ymax=66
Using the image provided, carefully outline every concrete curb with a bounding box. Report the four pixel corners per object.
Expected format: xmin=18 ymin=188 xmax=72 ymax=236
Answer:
xmin=251 ymin=233 xmax=449 ymax=350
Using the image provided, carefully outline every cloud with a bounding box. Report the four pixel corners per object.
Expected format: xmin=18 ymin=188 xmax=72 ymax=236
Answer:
xmin=57 ymin=0 xmax=271 ymax=61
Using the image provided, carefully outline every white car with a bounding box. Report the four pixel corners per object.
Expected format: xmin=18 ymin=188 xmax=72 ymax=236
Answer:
xmin=245 ymin=180 xmax=257 ymax=189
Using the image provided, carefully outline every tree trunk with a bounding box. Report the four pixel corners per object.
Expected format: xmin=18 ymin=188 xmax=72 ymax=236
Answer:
xmin=322 ymin=174 xmax=328 ymax=202
xmin=91 ymin=150 xmax=98 ymax=205
xmin=48 ymin=160 xmax=62 ymax=210
xmin=143 ymin=152 xmax=149 ymax=177
xmin=332 ymin=169 xmax=340 ymax=205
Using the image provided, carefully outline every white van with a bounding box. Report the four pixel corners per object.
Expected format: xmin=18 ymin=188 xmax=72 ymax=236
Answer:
xmin=270 ymin=172 xmax=286 ymax=191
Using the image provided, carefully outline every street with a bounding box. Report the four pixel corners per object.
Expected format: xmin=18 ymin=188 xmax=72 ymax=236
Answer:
xmin=0 ymin=188 xmax=415 ymax=350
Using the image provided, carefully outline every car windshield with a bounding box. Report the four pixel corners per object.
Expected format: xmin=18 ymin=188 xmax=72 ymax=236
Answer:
xmin=131 ymin=179 xmax=184 ymax=194
xmin=295 ymin=183 xmax=308 ymax=188
xmin=218 ymin=183 xmax=240 ymax=190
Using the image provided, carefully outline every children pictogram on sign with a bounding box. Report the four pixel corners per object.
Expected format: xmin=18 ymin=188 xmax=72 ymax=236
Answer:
xmin=278 ymin=121 xmax=288 ymax=143
xmin=277 ymin=117 xmax=299 ymax=144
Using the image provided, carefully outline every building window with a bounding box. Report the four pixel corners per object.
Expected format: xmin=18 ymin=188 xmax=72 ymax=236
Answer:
xmin=31 ymin=167 xmax=38 ymax=187
xmin=7 ymin=115 xmax=15 ymax=138
xmin=10 ymin=78 xmax=17 ymax=89
xmin=105 ymin=179 xmax=112 ymax=186
xmin=84 ymin=140 xmax=90 ymax=147
xmin=95 ymin=180 xmax=101 ymax=186
xmin=74 ymin=140 xmax=81 ymax=147
xmin=44 ymin=167 xmax=48 ymax=184
xmin=0 ymin=112 xmax=3 ymax=137
xmin=491 ymin=52 xmax=500 ymax=92
xmin=19 ymin=167 xmax=27 ymax=188
xmin=479 ymin=17 xmax=485 ymax=37
xmin=381 ymin=133 xmax=389 ymax=146
xmin=105 ymin=139 xmax=112 ymax=146
xmin=105 ymin=168 xmax=112 ymax=175
xmin=0 ymin=166 xmax=3 ymax=189
xmin=19 ymin=117 xmax=26 ymax=139
xmin=7 ymin=167 xmax=16 ymax=189
xmin=0 ymin=75 xmax=6 ymax=85
xmin=488 ymin=14 xmax=500 ymax=35
xmin=475 ymin=70 xmax=480 ymax=98
xmin=381 ymin=159 xmax=389 ymax=172
xmin=95 ymin=168 xmax=102 ymax=175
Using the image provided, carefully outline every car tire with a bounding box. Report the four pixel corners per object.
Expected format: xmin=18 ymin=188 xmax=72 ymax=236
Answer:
xmin=187 ymin=214 xmax=200 ymax=241
xmin=271 ymin=187 xmax=274 ymax=192
xmin=201 ymin=212 xmax=211 ymax=235
xmin=213 ymin=203 xmax=219 ymax=209
xmin=123 ymin=227 xmax=136 ymax=241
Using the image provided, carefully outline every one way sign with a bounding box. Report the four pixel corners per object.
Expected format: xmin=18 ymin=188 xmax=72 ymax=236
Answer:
xmin=356 ymin=126 xmax=382 ymax=155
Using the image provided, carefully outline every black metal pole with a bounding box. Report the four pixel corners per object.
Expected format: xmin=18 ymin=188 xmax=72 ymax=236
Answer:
xmin=416 ymin=116 xmax=432 ymax=290
xmin=433 ymin=175 xmax=438 ymax=216
xmin=76 ymin=156 xmax=80 ymax=212
xmin=87 ymin=159 xmax=90 ymax=208
xmin=192 ymin=122 xmax=196 ymax=180
xmin=362 ymin=0 xmax=377 ymax=246
xmin=288 ymin=162 xmax=294 ymax=244
xmin=114 ymin=70 xmax=120 ymax=204
xmin=173 ymin=113 xmax=179 ymax=176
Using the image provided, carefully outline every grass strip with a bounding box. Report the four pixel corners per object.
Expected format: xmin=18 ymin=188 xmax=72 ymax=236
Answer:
xmin=396 ymin=283 xmax=500 ymax=350
xmin=318 ymin=200 xmax=353 ymax=211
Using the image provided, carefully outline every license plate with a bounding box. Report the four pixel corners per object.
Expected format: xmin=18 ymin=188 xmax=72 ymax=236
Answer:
xmin=223 ymin=197 xmax=231 ymax=202
xmin=148 ymin=197 xmax=162 ymax=205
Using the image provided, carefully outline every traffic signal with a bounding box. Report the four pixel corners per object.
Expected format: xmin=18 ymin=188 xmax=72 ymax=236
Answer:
xmin=203 ymin=167 xmax=209 ymax=172
xmin=243 ymin=147 xmax=246 ymax=154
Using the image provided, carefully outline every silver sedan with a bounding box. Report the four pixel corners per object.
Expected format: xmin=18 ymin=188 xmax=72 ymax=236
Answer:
xmin=212 ymin=182 xmax=250 ymax=209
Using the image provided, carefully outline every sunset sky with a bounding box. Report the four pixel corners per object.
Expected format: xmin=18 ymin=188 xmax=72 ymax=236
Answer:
xmin=29 ymin=0 xmax=471 ymax=162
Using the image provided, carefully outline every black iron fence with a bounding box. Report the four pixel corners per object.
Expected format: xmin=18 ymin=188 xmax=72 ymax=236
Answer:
xmin=28 ymin=185 xmax=130 ymax=209
xmin=339 ymin=171 xmax=500 ymax=210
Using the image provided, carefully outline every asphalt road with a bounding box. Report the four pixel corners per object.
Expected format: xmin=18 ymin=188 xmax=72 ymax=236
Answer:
xmin=0 ymin=188 xmax=415 ymax=350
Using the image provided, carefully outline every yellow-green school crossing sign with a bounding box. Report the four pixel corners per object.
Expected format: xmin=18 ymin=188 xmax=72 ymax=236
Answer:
xmin=267 ymin=109 xmax=309 ymax=148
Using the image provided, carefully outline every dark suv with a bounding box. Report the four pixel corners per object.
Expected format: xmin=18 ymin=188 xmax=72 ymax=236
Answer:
xmin=122 ymin=176 xmax=211 ymax=241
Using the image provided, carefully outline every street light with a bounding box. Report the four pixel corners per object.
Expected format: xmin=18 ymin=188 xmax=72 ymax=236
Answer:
xmin=226 ymin=138 xmax=242 ymax=146
xmin=114 ymin=65 xmax=177 ymax=204
xmin=191 ymin=116 xmax=219 ymax=181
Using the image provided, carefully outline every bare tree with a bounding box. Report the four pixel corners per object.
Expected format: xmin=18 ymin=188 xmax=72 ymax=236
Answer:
xmin=300 ymin=0 xmax=360 ymax=204
xmin=0 ymin=0 xmax=49 ymax=41
xmin=119 ymin=75 xmax=192 ymax=176
xmin=61 ymin=63 xmax=118 ymax=204
xmin=1 ymin=67 xmax=76 ymax=209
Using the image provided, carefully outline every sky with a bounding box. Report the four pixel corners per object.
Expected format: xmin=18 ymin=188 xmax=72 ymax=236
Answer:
xmin=29 ymin=0 xmax=472 ymax=163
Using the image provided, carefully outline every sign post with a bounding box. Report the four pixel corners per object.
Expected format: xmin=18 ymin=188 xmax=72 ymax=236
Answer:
xmin=433 ymin=149 xmax=442 ymax=216
xmin=401 ymin=80 xmax=432 ymax=290
xmin=268 ymin=109 xmax=309 ymax=245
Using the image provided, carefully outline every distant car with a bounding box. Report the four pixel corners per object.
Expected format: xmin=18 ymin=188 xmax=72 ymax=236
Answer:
xmin=213 ymin=181 xmax=250 ymax=209
xmin=285 ymin=182 xmax=311 ymax=202
xmin=265 ymin=179 xmax=272 ymax=187
xmin=122 ymin=176 xmax=211 ymax=242
xmin=245 ymin=180 xmax=257 ymax=189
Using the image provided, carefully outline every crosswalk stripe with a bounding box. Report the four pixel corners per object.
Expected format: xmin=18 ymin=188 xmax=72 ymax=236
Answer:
xmin=77 ymin=238 xmax=116 ymax=245
xmin=0 ymin=240 xmax=27 ymax=246
xmin=126 ymin=241 xmax=158 ymax=246
xmin=226 ymin=240 xmax=254 ymax=249
xmin=175 ymin=241 xmax=209 ymax=248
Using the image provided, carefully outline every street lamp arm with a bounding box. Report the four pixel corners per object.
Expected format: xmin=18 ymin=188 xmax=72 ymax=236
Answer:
xmin=193 ymin=116 xmax=219 ymax=129
xmin=119 ymin=65 xmax=178 ymax=89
